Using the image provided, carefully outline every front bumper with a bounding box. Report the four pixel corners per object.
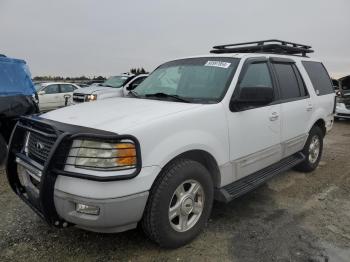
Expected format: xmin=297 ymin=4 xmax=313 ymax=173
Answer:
xmin=54 ymin=190 xmax=148 ymax=233
xmin=6 ymin=116 xmax=148 ymax=232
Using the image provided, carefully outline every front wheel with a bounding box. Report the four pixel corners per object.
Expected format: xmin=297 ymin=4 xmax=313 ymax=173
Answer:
xmin=294 ymin=126 xmax=324 ymax=172
xmin=142 ymin=159 xmax=214 ymax=248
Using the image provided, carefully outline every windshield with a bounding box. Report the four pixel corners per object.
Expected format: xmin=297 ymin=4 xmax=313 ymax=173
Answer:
xmin=134 ymin=57 xmax=240 ymax=103
xmin=101 ymin=76 xmax=130 ymax=88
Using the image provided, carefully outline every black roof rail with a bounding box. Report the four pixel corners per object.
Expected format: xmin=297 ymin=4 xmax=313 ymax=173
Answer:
xmin=0 ymin=54 xmax=6 ymax=57
xmin=210 ymin=39 xmax=314 ymax=57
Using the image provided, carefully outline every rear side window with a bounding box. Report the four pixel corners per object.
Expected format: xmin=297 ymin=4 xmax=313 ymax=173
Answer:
xmin=60 ymin=84 xmax=76 ymax=93
xmin=273 ymin=63 xmax=301 ymax=100
xmin=302 ymin=61 xmax=334 ymax=95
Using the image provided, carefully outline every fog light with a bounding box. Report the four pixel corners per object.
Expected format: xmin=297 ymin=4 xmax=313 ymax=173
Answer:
xmin=76 ymin=203 xmax=100 ymax=215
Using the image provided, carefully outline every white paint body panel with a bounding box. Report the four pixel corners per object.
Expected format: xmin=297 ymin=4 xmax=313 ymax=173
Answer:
xmin=44 ymin=53 xmax=335 ymax=200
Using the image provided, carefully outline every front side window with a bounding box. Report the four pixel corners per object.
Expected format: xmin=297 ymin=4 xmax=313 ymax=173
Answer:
xmin=135 ymin=57 xmax=240 ymax=103
xmin=273 ymin=63 xmax=301 ymax=100
xmin=132 ymin=76 xmax=147 ymax=85
xmin=239 ymin=63 xmax=272 ymax=88
xmin=102 ymin=76 xmax=130 ymax=88
xmin=44 ymin=84 xmax=59 ymax=94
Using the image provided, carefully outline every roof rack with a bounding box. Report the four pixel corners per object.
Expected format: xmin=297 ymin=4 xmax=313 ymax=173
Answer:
xmin=210 ymin=39 xmax=314 ymax=57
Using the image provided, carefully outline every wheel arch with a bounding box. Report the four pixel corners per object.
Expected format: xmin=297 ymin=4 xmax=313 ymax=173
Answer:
xmin=312 ymin=118 xmax=326 ymax=137
xmin=158 ymin=149 xmax=221 ymax=189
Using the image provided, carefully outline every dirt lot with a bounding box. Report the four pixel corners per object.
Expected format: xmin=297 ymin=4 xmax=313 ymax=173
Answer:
xmin=0 ymin=121 xmax=349 ymax=262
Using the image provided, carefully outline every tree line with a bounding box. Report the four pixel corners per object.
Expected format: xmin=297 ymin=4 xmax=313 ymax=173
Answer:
xmin=33 ymin=67 xmax=149 ymax=82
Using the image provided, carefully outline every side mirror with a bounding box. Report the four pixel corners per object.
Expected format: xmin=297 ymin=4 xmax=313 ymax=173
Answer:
xmin=38 ymin=90 xmax=45 ymax=95
xmin=230 ymin=86 xmax=274 ymax=111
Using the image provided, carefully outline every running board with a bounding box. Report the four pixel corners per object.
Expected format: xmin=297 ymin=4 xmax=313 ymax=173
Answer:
xmin=215 ymin=152 xmax=305 ymax=203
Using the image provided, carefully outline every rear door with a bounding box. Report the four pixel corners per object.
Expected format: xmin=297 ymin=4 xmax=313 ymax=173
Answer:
xmin=39 ymin=84 xmax=60 ymax=111
xmin=227 ymin=57 xmax=282 ymax=180
xmin=270 ymin=58 xmax=312 ymax=157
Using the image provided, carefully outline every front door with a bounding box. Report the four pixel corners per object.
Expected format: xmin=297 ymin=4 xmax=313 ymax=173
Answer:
xmin=227 ymin=58 xmax=282 ymax=180
xmin=39 ymin=84 xmax=60 ymax=111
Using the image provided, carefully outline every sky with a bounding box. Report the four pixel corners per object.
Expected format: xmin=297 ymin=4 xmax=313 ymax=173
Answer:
xmin=0 ymin=0 xmax=349 ymax=78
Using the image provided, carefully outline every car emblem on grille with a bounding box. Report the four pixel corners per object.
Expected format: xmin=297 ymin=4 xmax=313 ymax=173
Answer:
xmin=35 ymin=141 xmax=44 ymax=150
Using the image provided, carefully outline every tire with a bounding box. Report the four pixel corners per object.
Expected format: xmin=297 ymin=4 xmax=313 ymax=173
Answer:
xmin=0 ymin=134 xmax=7 ymax=166
xmin=142 ymin=158 xmax=214 ymax=248
xmin=294 ymin=126 xmax=324 ymax=172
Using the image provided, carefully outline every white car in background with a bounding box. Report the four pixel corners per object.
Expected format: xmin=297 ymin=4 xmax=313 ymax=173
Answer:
xmin=72 ymin=73 xmax=148 ymax=103
xmin=35 ymin=82 xmax=80 ymax=112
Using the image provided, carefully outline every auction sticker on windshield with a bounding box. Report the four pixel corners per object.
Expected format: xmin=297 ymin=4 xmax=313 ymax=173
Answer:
xmin=205 ymin=61 xmax=231 ymax=68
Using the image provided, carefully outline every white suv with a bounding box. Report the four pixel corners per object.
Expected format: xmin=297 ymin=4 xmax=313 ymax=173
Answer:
xmin=72 ymin=73 xmax=148 ymax=103
xmin=6 ymin=40 xmax=335 ymax=248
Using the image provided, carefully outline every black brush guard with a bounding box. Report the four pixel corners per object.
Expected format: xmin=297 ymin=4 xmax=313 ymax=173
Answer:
xmin=6 ymin=115 xmax=142 ymax=227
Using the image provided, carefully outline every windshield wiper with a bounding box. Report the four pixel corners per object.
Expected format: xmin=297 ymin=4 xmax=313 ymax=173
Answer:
xmin=145 ymin=93 xmax=190 ymax=103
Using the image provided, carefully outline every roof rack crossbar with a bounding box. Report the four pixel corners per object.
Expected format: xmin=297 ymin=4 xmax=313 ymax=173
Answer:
xmin=211 ymin=39 xmax=313 ymax=57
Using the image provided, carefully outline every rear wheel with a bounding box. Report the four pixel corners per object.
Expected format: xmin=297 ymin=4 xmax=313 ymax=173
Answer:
xmin=142 ymin=159 xmax=213 ymax=248
xmin=294 ymin=126 xmax=323 ymax=172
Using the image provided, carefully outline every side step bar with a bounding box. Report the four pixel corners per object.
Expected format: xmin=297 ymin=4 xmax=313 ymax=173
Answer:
xmin=215 ymin=152 xmax=305 ymax=203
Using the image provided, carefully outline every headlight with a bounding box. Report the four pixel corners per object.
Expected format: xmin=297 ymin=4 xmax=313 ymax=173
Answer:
xmin=70 ymin=140 xmax=137 ymax=171
xmin=86 ymin=94 xmax=97 ymax=102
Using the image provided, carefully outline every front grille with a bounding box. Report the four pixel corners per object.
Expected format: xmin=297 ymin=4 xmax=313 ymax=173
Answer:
xmin=27 ymin=132 xmax=56 ymax=165
xmin=73 ymin=93 xmax=86 ymax=103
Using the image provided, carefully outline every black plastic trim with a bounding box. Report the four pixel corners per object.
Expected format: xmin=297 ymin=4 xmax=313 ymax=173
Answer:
xmin=214 ymin=152 xmax=305 ymax=202
xmin=211 ymin=39 xmax=313 ymax=57
xmin=269 ymin=57 xmax=295 ymax=63
xmin=6 ymin=116 xmax=143 ymax=227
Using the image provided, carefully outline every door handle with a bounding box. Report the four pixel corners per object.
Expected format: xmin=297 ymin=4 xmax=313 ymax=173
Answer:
xmin=306 ymin=104 xmax=313 ymax=111
xmin=269 ymin=112 xmax=279 ymax=121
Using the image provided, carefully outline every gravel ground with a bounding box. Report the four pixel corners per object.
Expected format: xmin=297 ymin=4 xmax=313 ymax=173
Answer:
xmin=0 ymin=121 xmax=350 ymax=262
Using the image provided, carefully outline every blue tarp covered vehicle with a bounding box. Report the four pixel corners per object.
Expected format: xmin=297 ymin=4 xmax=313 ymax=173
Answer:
xmin=0 ymin=54 xmax=38 ymax=164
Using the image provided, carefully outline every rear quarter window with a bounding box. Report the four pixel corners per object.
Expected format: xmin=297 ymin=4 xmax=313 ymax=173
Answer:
xmin=302 ymin=61 xmax=334 ymax=96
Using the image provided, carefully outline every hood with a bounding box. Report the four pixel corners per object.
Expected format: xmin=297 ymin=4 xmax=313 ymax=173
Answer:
xmin=74 ymin=85 xmax=117 ymax=95
xmin=42 ymin=97 xmax=202 ymax=133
